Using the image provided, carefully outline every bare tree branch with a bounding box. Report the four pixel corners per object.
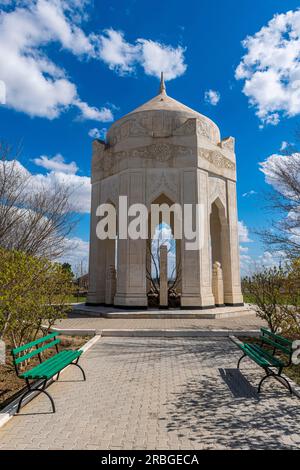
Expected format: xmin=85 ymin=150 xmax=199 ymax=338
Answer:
xmin=0 ymin=142 xmax=79 ymax=258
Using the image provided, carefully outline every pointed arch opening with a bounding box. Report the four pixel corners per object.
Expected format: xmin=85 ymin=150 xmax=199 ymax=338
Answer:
xmin=147 ymin=193 xmax=181 ymax=308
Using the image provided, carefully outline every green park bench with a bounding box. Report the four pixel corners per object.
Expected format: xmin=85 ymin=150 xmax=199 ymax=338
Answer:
xmin=236 ymin=327 xmax=293 ymax=394
xmin=11 ymin=332 xmax=86 ymax=413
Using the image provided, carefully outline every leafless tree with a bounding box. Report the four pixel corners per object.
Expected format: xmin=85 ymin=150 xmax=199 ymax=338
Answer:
xmin=257 ymin=137 xmax=300 ymax=259
xmin=0 ymin=142 xmax=78 ymax=258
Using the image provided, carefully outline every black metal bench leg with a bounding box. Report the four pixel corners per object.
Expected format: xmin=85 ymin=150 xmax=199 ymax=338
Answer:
xmin=38 ymin=389 xmax=56 ymax=412
xmin=17 ymin=388 xmax=33 ymax=413
xmin=271 ymin=374 xmax=293 ymax=394
xmin=71 ymin=361 xmax=86 ymax=381
xmin=17 ymin=381 xmax=56 ymax=413
xmin=237 ymin=353 xmax=246 ymax=369
xmin=258 ymin=372 xmax=270 ymax=394
xmin=258 ymin=371 xmax=293 ymax=395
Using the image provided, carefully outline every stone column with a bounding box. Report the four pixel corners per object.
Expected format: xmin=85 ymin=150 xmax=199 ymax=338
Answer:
xmin=181 ymin=169 xmax=215 ymax=308
xmin=212 ymin=261 xmax=224 ymax=306
xmin=87 ymin=181 xmax=106 ymax=304
xmin=223 ymin=180 xmax=243 ymax=305
xmin=114 ymin=171 xmax=148 ymax=307
xmin=159 ymin=245 xmax=168 ymax=307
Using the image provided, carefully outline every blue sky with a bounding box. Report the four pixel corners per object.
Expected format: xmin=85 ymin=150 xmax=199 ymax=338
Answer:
xmin=0 ymin=0 xmax=300 ymax=273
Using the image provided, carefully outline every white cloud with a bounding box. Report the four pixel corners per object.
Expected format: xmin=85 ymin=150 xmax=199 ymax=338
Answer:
xmin=31 ymin=169 xmax=91 ymax=213
xmin=138 ymin=39 xmax=186 ymax=80
xmin=236 ymin=9 xmax=300 ymax=126
xmin=75 ymin=100 xmax=113 ymax=122
xmin=33 ymin=154 xmax=78 ymax=175
xmin=258 ymin=250 xmax=285 ymax=267
xmin=259 ymin=152 xmax=300 ymax=195
xmin=2 ymin=157 xmax=91 ymax=213
xmin=238 ymin=220 xmax=252 ymax=243
xmin=280 ymin=141 xmax=289 ymax=151
xmin=242 ymin=190 xmax=257 ymax=197
xmin=204 ymin=89 xmax=220 ymax=106
xmin=58 ymin=236 xmax=89 ymax=274
xmin=0 ymin=80 xmax=6 ymax=104
xmin=0 ymin=0 xmax=114 ymax=121
xmin=96 ymin=28 xmax=187 ymax=80
xmin=97 ymin=28 xmax=137 ymax=75
xmin=88 ymin=127 xmax=107 ymax=140
xmin=0 ymin=4 xmax=186 ymax=120
xmin=239 ymin=253 xmax=253 ymax=276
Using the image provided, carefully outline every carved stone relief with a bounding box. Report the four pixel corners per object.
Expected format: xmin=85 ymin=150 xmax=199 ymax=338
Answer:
xmin=199 ymin=149 xmax=235 ymax=171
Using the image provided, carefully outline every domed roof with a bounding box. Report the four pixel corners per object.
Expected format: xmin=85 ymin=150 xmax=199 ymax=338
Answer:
xmin=107 ymin=73 xmax=220 ymax=145
xmin=128 ymin=80 xmax=203 ymax=117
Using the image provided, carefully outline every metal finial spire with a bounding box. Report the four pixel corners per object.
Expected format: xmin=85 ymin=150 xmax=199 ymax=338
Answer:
xmin=159 ymin=71 xmax=166 ymax=94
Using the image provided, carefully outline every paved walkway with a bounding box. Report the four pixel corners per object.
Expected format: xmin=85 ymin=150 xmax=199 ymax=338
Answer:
xmin=0 ymin=337 xmax=299 ymax=450
xmin=53 ymin=312 xmax=265 ymax=333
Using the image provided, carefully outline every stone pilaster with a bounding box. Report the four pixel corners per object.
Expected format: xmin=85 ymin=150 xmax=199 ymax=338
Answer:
xmin=87 ymin=181 xmax=106 ymax=304
xmin=223 ymin=180 xmax=243 ymax=305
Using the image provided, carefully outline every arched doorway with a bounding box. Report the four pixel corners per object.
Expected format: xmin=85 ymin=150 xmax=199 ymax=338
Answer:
xmin=210 ymin=198 xmax=227 ymax=306
xmin=147 ymin=194 xmax=181 ymax=308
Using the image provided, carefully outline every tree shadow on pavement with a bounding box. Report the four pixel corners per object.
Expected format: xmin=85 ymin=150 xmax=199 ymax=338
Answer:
xmin=164 ymin=370 xmax=300 ymax=449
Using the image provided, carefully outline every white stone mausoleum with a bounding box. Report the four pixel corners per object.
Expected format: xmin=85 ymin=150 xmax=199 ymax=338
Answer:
xmin=87 ymin=75 xmax=243 ymax=309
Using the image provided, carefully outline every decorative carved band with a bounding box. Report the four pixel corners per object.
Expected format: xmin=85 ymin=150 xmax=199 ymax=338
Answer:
xmin=132 ymin=142 xmax=193 ymax=161
xmin=199 ymin=149 xmax=235 ymax=171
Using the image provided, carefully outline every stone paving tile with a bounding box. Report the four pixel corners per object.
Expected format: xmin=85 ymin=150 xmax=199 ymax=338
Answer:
xmin=54 ymin=312 xmax=265 ymax=332
xmin=0 ymin=337 xmax=299 ymax=450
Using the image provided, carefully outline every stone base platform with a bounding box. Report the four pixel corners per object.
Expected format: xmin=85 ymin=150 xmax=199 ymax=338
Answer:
xmin=72 ymin=303 xmax=254 ymax=320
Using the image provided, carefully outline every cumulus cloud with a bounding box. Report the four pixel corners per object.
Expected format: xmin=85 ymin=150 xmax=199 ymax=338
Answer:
xmin=88 ymin=127 xmax=107 ymax=140
xmin=258 ymin=250 xmax=285 ymax=267
xmin=0 ymin=0 xmax=114 ymax=120
xmin=236 ymin=9 xmax=300 ymax=126
xmin=204 ymin=89 xmax=220 ymax=106
xmin=96 ymin=28 xmax=187 ymax=80
xmin=31 ymin=167 xmax=91 ymax=213
xmin=239 ymin=252 xmax=253 ymax=276
xmin=33 ymin=154 xmax=78 ymax=174
xmin=238 ymin=220 xmax=252 ymax=243
xmin=280 ymin=141 xmax=289 ymax=151
xmin=97 ymin=28 xmax=137 ymax=75
xmin=242 ymin=189 xmax=257 ymax=197
xmin=75 ymin=100 xmax=113 ymax=122
xmin=0 ymin=80 xmax=6 ymax=104
xmin=138 ymin=39 xmax=186 ymax=80
xmin=3 ymin=157 xmax=91 ymax=213
xmin=58 ymin=236 xmax=89 ymax=274
xmin=0 ymin=3 xmax=186 ymax=120
xmin=259 ymin=152 xmax=300 ymax=195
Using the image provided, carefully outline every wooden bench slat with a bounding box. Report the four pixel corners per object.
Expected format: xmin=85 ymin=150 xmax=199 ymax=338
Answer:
xmin=14 ymin=339 xmax=61 ymax=364
xmin=21 ymin=350 xmax=82 ymax=379
xmin=12 ymin=332 xmax=61 ymax=356
xmin=20 ymin=350 xmax=74 ymax=377
xmin=260 ymin=327 xmax=293 ymax=346
xmin=242 ymin=344 xmax=269 ymax=367
xmin=250 ymin=344 xmax=284 ymax=368
xmin=260 ymin=336 xmax=291 ymax=356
